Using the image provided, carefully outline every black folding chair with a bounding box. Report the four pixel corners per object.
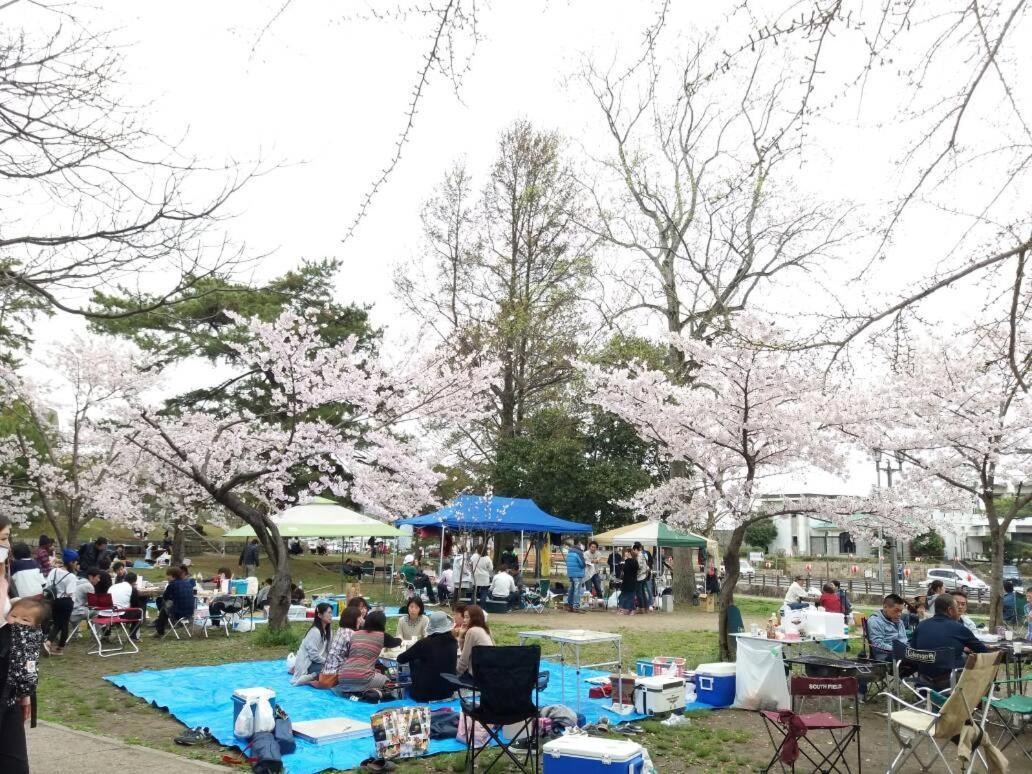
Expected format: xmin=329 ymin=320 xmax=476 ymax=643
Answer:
xmin=891 ymin=640 xmax=960 ymax=695
xmin=444 ymin=645 xmax=545 ymax=774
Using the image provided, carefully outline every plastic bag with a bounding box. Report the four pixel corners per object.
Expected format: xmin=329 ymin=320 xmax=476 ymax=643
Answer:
xmin=285 ymin=652 xmax=296 ymax=673
xmin=732 ymin=638 xmax=790 ymax=711
xmin=254 ymin=697 xmax=276 ymax=734
xmin=234 ymin=699 xmax=255 ymax=738
xmin=456 ymin=711 xmax=492 ymax=748
xmin=235 ymin=619 xmax=255 ymax=633
xmin=607 ymin=591 xmax=619 ymax=608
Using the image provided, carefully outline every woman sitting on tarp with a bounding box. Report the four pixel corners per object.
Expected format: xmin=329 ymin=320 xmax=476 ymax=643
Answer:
xmin=291 ymin=602 xmax=332 ymax=685
xmin=332 ymin=610 xmax=401 ymax=698
xmin=314 ymin=603 xmax=364 ymax=688
xmin=397 ymin=611 xmax=457 ymax=701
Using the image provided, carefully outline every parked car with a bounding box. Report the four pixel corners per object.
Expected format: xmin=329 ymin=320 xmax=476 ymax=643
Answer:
xmin=718 ymin=560 xmax=755 ymax=579
xmin=925 ymin=567 xmax=990 ymax=594
xmin=1002 ymin=564 xmax=1025 ymax=593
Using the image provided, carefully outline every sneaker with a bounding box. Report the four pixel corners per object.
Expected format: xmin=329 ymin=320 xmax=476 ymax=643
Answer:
xmin=175 ymin=726 xmax=213 ymax=746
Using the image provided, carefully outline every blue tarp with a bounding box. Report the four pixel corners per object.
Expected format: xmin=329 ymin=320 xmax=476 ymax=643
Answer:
xmin=104 ymin=658 xmax=681 ymax=774
xmin=397 ymin=495 xmax=592 ymax=534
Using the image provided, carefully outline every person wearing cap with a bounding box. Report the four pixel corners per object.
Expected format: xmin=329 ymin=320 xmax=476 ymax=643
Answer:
xmin=44 ymin=550 xmax=81 ymax=655
xmin=397 ymin=611 xmax=458 ymax=701
xmin=399 ymin=555 xmax=436 ymax=603
xmin=34 ymin=535 xmax=54 ymax=575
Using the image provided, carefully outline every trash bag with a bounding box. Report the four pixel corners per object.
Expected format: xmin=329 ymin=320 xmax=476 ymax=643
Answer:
xmin=285 ymin=652 xmax=296 ymax=674
xmin=234 ymin=700 xmax=255 ymax=738
xmin=732 ymin=638 xmax=790 ymax=711
xmin=254 ymin=697 xmax=276 ymax=734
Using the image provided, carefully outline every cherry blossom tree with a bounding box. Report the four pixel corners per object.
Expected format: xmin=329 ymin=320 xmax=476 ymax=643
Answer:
xmin=583 ymin=320 xmax=948 ymax=657
xmin=0 ymin=337 xmax=153 ymax=549
xmin=119 ymin=310 xmax=490 ymax=629
xmin=845 ymin=336 xmax=1032 ymax=627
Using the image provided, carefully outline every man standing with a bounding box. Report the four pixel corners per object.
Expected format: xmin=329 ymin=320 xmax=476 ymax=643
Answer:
xmin=1002 ymin=580 xmax=1018 ymax=625
xmin=564 ymin=540 xmax=586 ymax=613
xmin=866 ymin=593 xmax=909 ymax=661
xmin=832 ymin=579 xmax=852 ymax=616
xmin=77 ymin=536 xmax=109 ymax=576
xmin=633 ymin=542 xmax=652 ymax=613
xmin=239 ymin=538 xmax=260 ymax=578
xmin=584 ymin=541 xmax=603 ymax=599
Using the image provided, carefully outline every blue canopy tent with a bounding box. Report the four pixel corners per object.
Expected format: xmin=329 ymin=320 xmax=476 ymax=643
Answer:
xmin=396 ymin=495 xmax=591 ymax=577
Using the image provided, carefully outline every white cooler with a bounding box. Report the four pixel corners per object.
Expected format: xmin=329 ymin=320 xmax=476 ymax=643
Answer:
xmin=633 ymin=675 xmax=686 ymax=715
xmin=543 ymin=736 xmax=644 ymax=774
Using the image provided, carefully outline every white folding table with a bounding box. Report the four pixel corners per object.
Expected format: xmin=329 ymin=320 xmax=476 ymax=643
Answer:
xmin=517 ymin=628 xmax=624 ymax=711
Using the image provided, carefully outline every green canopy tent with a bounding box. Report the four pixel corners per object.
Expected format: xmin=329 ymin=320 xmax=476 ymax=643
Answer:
xmin=593 ymin=521 xmax=713 ymax=582
xmin=224 ymin=497 xmax=401 ymax=593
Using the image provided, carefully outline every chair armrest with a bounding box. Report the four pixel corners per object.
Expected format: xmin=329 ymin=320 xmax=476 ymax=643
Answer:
xmin=877 ymin=692 xmax=941 ymax=718
xmin=537 ymin=670 xmax=550 ymax=691
xmin=442 ymin=672 xmax=475 ymax=690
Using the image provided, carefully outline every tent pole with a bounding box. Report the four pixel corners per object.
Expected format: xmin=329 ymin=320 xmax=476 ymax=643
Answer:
xmin=439 ymin=525 xmax=446 ymax=578
xmin=519 ymin=530 xmax=524 ymax=574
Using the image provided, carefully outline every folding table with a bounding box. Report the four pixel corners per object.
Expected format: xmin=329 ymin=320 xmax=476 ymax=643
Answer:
xmin=516 ymin=629 xmax=623 ymax=711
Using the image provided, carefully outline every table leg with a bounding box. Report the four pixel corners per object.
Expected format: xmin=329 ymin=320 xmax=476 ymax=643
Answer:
xmin=560 ymin=642 xmax=567 ymax=706
xmin=617 ymin=639 xmax=623 ymax=707
xmin=574 ymin=643 xmax=581 ymax=713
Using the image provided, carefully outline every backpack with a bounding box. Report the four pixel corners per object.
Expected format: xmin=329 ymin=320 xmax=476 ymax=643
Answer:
xmin=43 ymin=570 xmax=70 ymax=602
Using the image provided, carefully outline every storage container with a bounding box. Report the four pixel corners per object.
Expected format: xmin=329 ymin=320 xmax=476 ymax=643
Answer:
xmin=652 ymin=656 xmax=686 ymax=677
xmin=231 ymin=687 xmax=276 ymax=737
xmin=314 ymin=597 xmax=339 ymax=616
xmin=633 ymin=675 xmax=685 ymax=715
xmin=245 ymin=576 xmax=259 ymax=595
xmin=609 ymin=673 xmax=637 ymax=707
xmin=231 ymin=578 xmax=249 ymax=595
xmin=635 ymin=659 xmax=654 ymax=677
xmin=543 ymin=736 xmax=644 ymax=774
xmin=694 ymin=662 xmax=736 ymax=707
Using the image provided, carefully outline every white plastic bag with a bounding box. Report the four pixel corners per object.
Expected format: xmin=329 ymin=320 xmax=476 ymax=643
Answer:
xmin=606 ymin=591 xmax=619 ymax=608
xmin=234 ymin=699 xmax=255 ymax=738
xmin=235 ymin=619 xmax=255 ymax=633
xmin=286 ymin=652 xmax=296 ymax=673
xmin=254 ymin=697 xmax=275 ymax=733
xmin=732 ymin=638 xmax=790 ymax=711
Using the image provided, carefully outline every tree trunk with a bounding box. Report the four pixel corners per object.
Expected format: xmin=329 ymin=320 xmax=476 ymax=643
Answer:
xmin=718 ymin=525 xmax=745 ymax=660
xmin=670 ymin=546 xmax=696 ymax=608
xmin=171 ymin=524 xmax=185 ymax=566
xmin=989 ymin=525 xmax=1006 ymax=629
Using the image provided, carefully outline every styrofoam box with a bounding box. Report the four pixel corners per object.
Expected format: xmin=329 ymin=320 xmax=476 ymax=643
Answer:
xmin=543 ymin=736 xmax=644 ymax=774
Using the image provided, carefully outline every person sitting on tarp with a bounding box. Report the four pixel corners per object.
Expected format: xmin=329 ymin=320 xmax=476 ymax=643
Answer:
xmin=397 ymin=611 xmax=457 ymax=702
xmin=333 ymin=611 xmax=402 ymax=698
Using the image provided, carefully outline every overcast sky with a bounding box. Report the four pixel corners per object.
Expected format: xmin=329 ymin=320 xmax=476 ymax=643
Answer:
xmin=23 ymin=0 xmax=1019 ymax=493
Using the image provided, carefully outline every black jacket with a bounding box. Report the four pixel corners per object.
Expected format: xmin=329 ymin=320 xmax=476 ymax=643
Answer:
xmin=913 ymin=613 xmax=988 ymax=675
xmin=620 ymin=558 xmax=639 ymax=593
xmin=396 ymin=632 xmax=458 ymax=702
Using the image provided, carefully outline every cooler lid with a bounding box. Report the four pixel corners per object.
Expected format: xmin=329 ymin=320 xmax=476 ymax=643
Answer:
xmin=695 ymin=662 xmax=737 ymax=676
xmin=635 ymin=675 xmax=685 ymax=689
xmin=232 ymin=687 xmax=276 ymax=701
xmin=543 ymin=735 xmax=643 ymax=762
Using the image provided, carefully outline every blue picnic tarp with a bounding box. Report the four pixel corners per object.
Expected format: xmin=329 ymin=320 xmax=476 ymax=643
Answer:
xmin=105 ymin=658 xmax=698 ymax=774
xmin=397 ymin=496 xmax=591 ymax=534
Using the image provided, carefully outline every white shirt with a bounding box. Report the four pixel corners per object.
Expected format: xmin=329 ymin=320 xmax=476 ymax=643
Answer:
xmin=439 ymin=568 xmax=455 ymax=592
xmin=47 ymin=568 xmax=78 ymax=599
xmin=490 ymin=572 xmax=517 ymax=598
xmin=583 ymin=549 xmax=599 ymax=580
xmin=785 ymin=582 xmax=808 ymax=605
xmin=472 ymin=554 xmax=493 ymax=586
xmin=11 ymin=566 xmax=45 ymax=598
xmin=110 ymin=581 xmax=133 ymax=609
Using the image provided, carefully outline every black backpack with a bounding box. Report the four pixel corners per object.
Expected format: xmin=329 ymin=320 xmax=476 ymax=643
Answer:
xmin=43 ymin=569 xmax=71 ymax=602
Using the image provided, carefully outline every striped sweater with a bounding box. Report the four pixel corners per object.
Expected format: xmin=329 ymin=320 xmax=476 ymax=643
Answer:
xmin=335 ymin=630 xmax=401 ymax=692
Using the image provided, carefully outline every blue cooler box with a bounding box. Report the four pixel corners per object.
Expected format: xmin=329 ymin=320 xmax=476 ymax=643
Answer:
xmin=232 ymin=687 xmax=277 ymax=737
xmin=543 ymin=736 xmax=644 ymax=774
xmin=694 ymin=662 xmax=736 ymax=707
xmin=635 ymin=659 xmax=654 ymax=676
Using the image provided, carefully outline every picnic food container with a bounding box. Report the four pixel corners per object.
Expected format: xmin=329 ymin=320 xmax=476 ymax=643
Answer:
xmin=694 ymin=662 xmax=737 ymax=707
xmin=543 ymin=736 xmax=644 ymax=774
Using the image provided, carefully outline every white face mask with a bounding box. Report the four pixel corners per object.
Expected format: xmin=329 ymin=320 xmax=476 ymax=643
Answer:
xmin=0 ymin=546 xmax=8 ymax=563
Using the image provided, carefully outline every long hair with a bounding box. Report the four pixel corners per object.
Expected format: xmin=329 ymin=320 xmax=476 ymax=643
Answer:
xmin=464 ymin=604 xmax=490 ymax=635
xmin=312 ymin=602 xmax=332 ymax=642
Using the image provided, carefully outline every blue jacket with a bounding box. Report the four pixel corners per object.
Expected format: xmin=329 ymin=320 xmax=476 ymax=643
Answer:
xmin=866 ymin=609 xmax=907 ymax=659
xmin=913 ymin=613 xmax=988 ymax=674
xmin=1002 ymin=592 xmax=1017 ymax=624
xmin=565 ymin=546 xmax=585 ymax=579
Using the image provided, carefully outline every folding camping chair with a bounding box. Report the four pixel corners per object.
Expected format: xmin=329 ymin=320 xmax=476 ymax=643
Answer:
xmin=882 ymin=650 xmax=1005 ymax=774
xmin=444 ymin=645 xmax=547 ymax=774
xmin=761 ymin=675 xmax=861 ymax=773
xmin=891 ymin=640 xmax=960 ymax=695
xmin=85 ymin=593 xmax=142 ymax=657
xmin=161 ymin=597 xmax=196 ymax=640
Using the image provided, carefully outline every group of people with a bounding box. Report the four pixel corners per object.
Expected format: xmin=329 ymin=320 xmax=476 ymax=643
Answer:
xmin=614 ymin=542 xmax=660 ymax=615
xmin=398 ymin=548 xmax=527 ymax=610
xmin=288 ymin=595 xmax=495 ymax=704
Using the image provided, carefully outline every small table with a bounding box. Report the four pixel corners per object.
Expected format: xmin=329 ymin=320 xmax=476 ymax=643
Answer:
xmin=988 ymin=639 xmax=1031 ymax=696
xmin=517 ymin=629 xmax=623 ymax=711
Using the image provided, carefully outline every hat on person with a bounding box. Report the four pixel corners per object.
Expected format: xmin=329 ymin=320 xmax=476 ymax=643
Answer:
xmin=38 ymin=534 xmax=54 ymax=547
xmin=62 ymin=548 xmax=79 ymax=565
xmin=403 ymin=554 xmax=415 ymax=564
xmin=426 ymin=611 xmax=452 ymax=636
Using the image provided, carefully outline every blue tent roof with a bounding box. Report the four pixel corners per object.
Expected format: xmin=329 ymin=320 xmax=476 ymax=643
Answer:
xmin=397 ymin=495 xmax=592 ymax=534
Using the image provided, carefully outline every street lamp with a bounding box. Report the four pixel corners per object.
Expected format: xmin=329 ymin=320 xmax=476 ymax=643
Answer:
xmin=874 ymin=448 xmax=905 ymax=596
